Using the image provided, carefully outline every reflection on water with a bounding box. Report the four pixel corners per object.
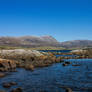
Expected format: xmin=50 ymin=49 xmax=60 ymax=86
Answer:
xmin=0 ymin=59 xmax=92 ymax=92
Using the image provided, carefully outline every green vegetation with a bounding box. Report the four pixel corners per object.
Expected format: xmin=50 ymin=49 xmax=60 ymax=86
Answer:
xmin=0 ymin=46 xmax=65 ymax=50
xmin=0 ymin=46 xmax=22 ymax=50
xmin=27 ymin=46 xmax=65 ymax=50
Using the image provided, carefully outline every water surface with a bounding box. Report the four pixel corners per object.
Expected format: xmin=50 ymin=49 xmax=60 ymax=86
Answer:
xmin=0 ymin=59 xmax=92 ymax=92
xmin=39 ymin=50 xmax=71 ymax=53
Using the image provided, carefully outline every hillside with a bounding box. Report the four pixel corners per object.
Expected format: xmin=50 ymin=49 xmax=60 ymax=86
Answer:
xmin=0 ymin=36 xmax=92 ymax=49
xmin=0 ymin=36 xmax=60 ymax=48
xmin=60 ymin=40 xmax=92 ymax=49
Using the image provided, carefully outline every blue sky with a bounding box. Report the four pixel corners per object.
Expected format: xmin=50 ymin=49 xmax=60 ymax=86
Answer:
xmin=0 ymin=0 xmax=92 ymax=42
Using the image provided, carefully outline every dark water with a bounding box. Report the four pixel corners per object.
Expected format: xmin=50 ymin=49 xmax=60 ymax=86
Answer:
xmin=56 ymin=54 xmax=77 ymax=57
xmin=39 ymin=50 xmax=71 ymax=53
xmin=0 ymin=59 xmax=92 ymax=92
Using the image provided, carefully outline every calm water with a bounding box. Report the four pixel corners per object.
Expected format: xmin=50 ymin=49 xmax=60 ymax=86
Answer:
xmin=0 ymin=59 xmax=92 ymax=92
xmin=56 ymin=54 xmax=77 ymax=57
xmin=39 ymin=50 xmax=71 ymax=53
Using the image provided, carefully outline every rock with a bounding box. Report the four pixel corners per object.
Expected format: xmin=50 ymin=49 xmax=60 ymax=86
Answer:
xmin=0 ymin=58 xmax=16 ymax=72
xmin=0 ymin=72 xmax=6 ymax=78
xmin=65 ymin=61 xmax=71 ymax=64
xmin=25 ymin=64 xmax=34 ymax=71
xmin=0 ymin=49 xmax=65 ymax=70
xmin=72 ymin=64 xmax=80 ymax=66
xmin=40 ymin=90 xmax=47 ymax=92
xmin=10 ymin=82 xmax=17 ymax=85
xmin=65 ymin=88 xmax=72 ymax=92
xmin=56 ymin=57 xmax=61 ymax=63
xmin=62 ymin=61 xmax=71 ymax=66
xmin=0 ymin=49 xmax=43 ymax=60
xmin=3 ymin=83 xmax=11 ymax=88
xmin=71 ymin=50 xmax=86 ymax=53
xmin=10 ymin=87 xmax=22 ymax=92
xmin=62 ymin=63 xmax=68 ymax=66
xmin=2 ymin=81 xmax=17 ymax=88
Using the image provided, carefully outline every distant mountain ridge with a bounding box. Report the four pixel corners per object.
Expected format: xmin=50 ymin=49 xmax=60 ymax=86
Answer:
xmin=0 ymin=36 xmax=60 ymax=47
xmin=0 ymin=36 xmax=92 ymax=49
xmin=60 ymin=40 xmax=92 ymax=49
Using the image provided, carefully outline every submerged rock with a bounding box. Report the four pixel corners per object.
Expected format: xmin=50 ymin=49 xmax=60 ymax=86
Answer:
xmin=65 ymin=61 xmax=71 ymax=64
xmin=10 ymin=87 xmax=22 ymax=92
xmin=62 ymin=61 xmax=71 ymax=66
xmin=2 ymin=82 xmax=17 ymax=88
xmin=65 ymin=88 xmax=72 ymax=92
xmin=72 ymin=64 xmax=80 ymax=66
xmin=62 ymin=63 xmax=68 ymax=66
xmin=3 ymin=83 xmax=11 ymax=88
xmin=0 ymin=72 xmax=6 ymax=78
xmin=9 ymin=82 xmax=17 ymax=85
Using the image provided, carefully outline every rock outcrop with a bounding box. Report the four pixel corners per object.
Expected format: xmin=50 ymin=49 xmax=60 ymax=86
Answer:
xmin=0 ymin=49 xmax=43 ymax=58
xmin=0 ymin=58 xmax=16 ymax=72
xmin=0 ymin=49 xmax=63 ymax=71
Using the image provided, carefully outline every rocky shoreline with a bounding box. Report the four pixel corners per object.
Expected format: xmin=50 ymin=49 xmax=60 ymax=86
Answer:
xmin=52 ymin=49 xmax=92 ymax=59
xmin=1 ymin=49 xmax=91 ymax=92
xmin=0 ymin=49 xmax=65 ymax=92
xmin=0 ymin=49 xmax=63 ymax=72
xmin=0 ymin=49 xmax=92 ymax=75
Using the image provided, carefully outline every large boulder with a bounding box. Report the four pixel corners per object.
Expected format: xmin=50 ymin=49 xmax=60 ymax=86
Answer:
xmin=0 ymin=58 xmax=16 ymax=72
xmin=0 ymin=49 xmax=43 ymax=58
xmin=0 ymin=49 xmax=63 ymax=70
xmin=0 ymin=49 xmax=44 ymax=62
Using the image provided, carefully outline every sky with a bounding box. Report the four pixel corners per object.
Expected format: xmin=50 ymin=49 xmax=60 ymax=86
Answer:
xmin=0 ymin=0 xmax=92 ymax=42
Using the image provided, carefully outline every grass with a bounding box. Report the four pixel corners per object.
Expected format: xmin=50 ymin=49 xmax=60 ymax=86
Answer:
xmin=0 ymin=46 xmax=23 ymax=50
xmin=0 ymin=45 xmax=65 ymax=50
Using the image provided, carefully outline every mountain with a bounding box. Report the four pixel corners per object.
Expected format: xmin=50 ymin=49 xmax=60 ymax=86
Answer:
xmin=0 ymin=36 xmax=92 ymax=49
xmin=60 ymin=40 xmax=92 ymax=49
xmin=0 ymin=36 xmax=60 ymax=47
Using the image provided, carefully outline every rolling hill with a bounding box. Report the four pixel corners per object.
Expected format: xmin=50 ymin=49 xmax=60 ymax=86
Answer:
xmin=0 ymin=36 xmax=60 ymax=48
xmin=0 ymin=36 xmax=92 ymax=49
xmin=60 ymin=40 xmax=92 ymax=49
